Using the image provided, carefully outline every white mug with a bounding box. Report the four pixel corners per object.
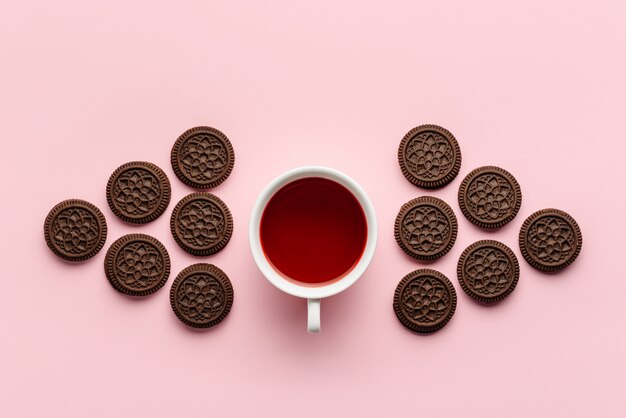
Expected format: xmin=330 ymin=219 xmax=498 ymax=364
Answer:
xmin=249 ymin=166 xmax=377 ymax=333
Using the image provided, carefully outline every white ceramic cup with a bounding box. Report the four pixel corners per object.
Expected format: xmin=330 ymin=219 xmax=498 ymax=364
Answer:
xmin=249 ymin=166 xmax=377 ymax=333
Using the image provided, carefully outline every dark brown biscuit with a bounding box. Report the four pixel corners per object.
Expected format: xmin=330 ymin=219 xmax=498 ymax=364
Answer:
xmin=170 ymin=193 xmax=233 ymax=256
xmin=171 ymin=126 xmax=235 ymax=189
xmin=458 ymin=166 xmax=522 ymax=229
xmin=457 ymin=240 xmax=519 ymax=304
xmin=393 ymin=269 xmax=457 ymax=333
xmin=44 ymin=199 xmax=108 ymax=262
xmin=106 ymin=161 xmax=171 ymax=224
xmin=394 ymin=196 xmax=458 ymax=261
xmin=104 ymin=234 xmax=171 ymax=296
xmin=519 ymin=209 xmax=582 ymax=272
xmin=398 ymin=124 xmax=462 ymax=189
xmin=170 ymin=263 xmax=234 ymax=329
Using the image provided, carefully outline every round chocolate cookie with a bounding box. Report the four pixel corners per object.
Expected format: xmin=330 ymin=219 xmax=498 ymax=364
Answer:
xmin=519 ymin=209 xmax=582 ymax=272
xmin=398 ymin=124 xmax=462 ymax=189
xmin=104 ymin=234 xmax=171 ymax=296
xmin=394 ymin=196 xmax=458 ymax=261
xmin=170 ymin=193 xmax=233 ymax=256
xmin=458 ymin=166 xmax=522 ymax=229
xmin=170 ymin=263 xmax=234 ymax=329
xmin=393 ymin=269 xmax=457 ymax=334
xmin=457 ymin=240 xmax=519 ymax=304
xmin=171 ymin=126 xmax=235 ymax=189
xmin=106 ymin=161 xmax=171 ymax=224
xmin=44 ymin=199 xmax=108 ymax=262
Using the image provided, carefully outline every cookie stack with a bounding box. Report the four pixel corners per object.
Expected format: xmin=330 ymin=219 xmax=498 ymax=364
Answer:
xmin=44 ymin=126 xmax=236 ymax=329
xmin=393 ymin=124 xmax=582 ymax=334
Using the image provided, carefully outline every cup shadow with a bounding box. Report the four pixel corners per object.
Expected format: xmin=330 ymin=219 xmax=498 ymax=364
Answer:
xmin=254 ymin=271 xmax=308 ymax=330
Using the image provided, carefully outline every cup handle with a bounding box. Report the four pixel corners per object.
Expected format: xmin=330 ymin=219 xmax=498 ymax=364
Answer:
xmin=307 ymin=298 xmax=321 ymax=333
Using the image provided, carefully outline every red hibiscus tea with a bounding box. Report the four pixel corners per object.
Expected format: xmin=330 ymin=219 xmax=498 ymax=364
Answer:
xmin=260 ymin=177 xmax=368 ymax=285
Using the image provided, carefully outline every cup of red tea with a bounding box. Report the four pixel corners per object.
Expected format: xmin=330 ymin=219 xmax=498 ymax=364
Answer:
xmin=249 ymin=166 xmax=377 ymax=333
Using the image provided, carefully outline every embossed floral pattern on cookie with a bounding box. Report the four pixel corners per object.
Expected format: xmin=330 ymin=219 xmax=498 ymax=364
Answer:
xmin=170 ymin=263 xmax=233 ymax=329
xmin=393 ymin=269 xmax=457 ymax=333
xmin=457 ymin=240 xmax=519 ymax=303
xmin=105 ymin=234 xmax=170 ymax=296
xmin=519 ymin=209 xmax=582 ymax=272
xmin=171 ymin=126 xmax=235 ymax=189
xmin=107 ymin=161 xmax=171 ymax=224
xmin=170 ymin=193 xmax=233 ymax=256
xmin=458 ymin=166 xmax=522 ymax=229
xmin=398 ymin=124 xmax=462 ymax=189
xmin=44 ymin=199 xmax=107 ymax=261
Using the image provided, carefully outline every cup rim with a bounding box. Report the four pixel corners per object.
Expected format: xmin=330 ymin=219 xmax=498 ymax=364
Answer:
xmin=249 ymin=166 xmax=378 ymax=299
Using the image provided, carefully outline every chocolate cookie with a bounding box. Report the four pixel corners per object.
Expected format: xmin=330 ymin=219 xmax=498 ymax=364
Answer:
xmin=106 ymin=161 xmax=171 ymax=224
xmin=457 ymin=240 xmax=519 ymax=304
xmin=104 ymin=234 xmax=171 ymax=296
xmin=393 ymin=269 xmax=457 ymax=333
xmin=170 ymin=263 xmax=234 ymax=329
xmin=519 ymin=209 xmax=582 ymax=272
xmin=458 ymin=166 xmax=522 ymax=229
xmin=394 ymin=196 xmax=458 ymax=261
xmin=44 ymin=199 xmax=108 ymax=262
xmin=170 ymin=193 xmax=233 ymax=256
xmin=171 ymin=126 xmax=235 ymax=189
xmin=398 ymin=124 xmax=462 ymax=189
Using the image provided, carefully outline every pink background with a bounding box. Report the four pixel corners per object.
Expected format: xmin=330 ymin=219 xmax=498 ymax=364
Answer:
xmin=1 ymin=1 xmax=625 ymax=417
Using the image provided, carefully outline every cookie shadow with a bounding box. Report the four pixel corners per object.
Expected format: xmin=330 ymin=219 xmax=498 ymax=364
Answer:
xmin=168 ymin=307 xmax=234 ymax=335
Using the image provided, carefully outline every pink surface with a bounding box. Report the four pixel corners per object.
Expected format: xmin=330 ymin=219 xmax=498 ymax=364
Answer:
xmin=1 ymin=1 xmax=625 ymax=417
